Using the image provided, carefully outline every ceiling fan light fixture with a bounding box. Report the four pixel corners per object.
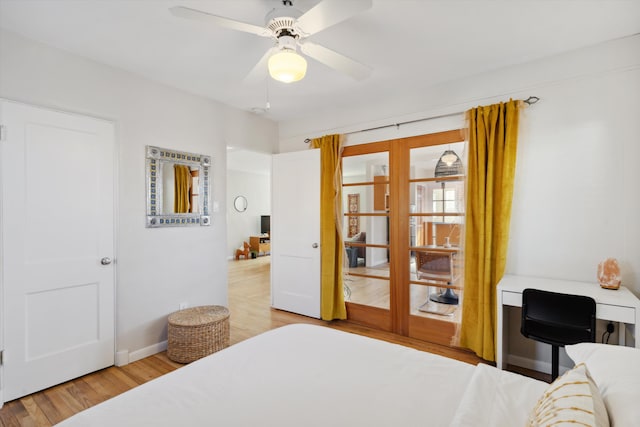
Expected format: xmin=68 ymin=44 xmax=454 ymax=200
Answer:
xmin=268 ymin=49 xmax=307 ymax=83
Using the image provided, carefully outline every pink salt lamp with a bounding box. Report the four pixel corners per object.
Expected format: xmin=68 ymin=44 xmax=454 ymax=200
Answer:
xmin=597 ymin=258 xmax=621 ymax=290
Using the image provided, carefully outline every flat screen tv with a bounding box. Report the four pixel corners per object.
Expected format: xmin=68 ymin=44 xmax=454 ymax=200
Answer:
xmin=260 ymin=215 xmax=270 ymax=235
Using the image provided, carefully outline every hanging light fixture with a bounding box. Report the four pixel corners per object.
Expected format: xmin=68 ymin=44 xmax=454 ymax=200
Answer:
xmin=441 ymin=151 xmax=458 ymax=166
xmin=268 ymin=33 xmax=307 ymax=83
xmin=268 ymin=49 xmax=307 ymax=83
xmin=434 ymin=150 xmax=464 ymax=177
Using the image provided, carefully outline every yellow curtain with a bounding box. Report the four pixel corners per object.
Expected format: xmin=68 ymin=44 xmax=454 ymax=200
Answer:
xmin=311 ymin=134 xmax=347 ymax=320
xmin=459 ymin=99 xmax=522 ymax=361
xmin=174 ymin=164 xmax=191 ymax=213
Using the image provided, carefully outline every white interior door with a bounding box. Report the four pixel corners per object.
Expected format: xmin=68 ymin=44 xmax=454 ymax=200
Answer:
xmin=0 ymin=100 xmax=115 ymax=403
xmin=271 ymin=149 xmax=320 ymax=318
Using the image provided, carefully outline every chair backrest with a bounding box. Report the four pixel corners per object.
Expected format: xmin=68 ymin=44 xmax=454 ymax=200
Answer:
xmin=521 ymin=288 xmax=596 ymax=347
xmin=418 ymin=252 xmax=452 ymax=273
xmin=416 ymin=251 xmax=459 ymax=284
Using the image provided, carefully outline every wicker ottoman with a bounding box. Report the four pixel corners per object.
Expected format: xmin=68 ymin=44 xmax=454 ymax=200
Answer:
xmin=167 ymin=305 xmax=230 ymax=363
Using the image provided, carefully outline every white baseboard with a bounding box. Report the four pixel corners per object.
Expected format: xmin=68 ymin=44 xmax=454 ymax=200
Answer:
xmin=507 ymin=354 xmax=571 ymax=376
xmin=117 ymin=340 xmax=168 ymax=366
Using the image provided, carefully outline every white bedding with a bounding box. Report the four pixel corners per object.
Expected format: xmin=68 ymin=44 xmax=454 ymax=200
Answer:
xmin=57 ymin=324 xmax=546 ymax=426
xmin=451 ymin=363 xmax=548 ymax=426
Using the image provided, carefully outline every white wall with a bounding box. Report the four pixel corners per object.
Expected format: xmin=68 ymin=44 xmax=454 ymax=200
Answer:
xmin=278 ymin=35 xmax=640 ymax=368
xmin=280 ymin=34 xmax=640 ymax=293
xmin=227 ymin=169 xmax=271 ymax=258
xmin=0 ymin=30 xmax=277 ymax=359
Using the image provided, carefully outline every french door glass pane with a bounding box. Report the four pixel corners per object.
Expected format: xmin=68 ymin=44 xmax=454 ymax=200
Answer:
xmin=410 ymin=283 xmax=461 ymax=319
xmin=409 ymin=143 xmax=465 ymax=320
xmin=343 ymin=152 xmax=388 ymax=186
xmin=344 ymin=277 xmax=390 ymax=309
xmin=343 ymin=151 xmax=390 ymax=311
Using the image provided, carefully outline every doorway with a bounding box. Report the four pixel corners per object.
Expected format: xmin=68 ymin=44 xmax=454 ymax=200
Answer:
xmin=226 ymin=149 xmax=272 ymax=260
xmin=342 ymin=130 xmax=466 ymax=345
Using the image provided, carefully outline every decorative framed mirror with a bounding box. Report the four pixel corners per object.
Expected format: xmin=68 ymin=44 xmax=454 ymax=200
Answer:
xmin=233 ymin=196 xmax=248 ymax=212
xmin=146 ymin=145 xmax=212 ymax=227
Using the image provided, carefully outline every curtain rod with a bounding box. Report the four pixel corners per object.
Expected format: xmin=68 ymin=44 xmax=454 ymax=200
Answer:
xmin=304 ymin=96 xmax=540 ymax=143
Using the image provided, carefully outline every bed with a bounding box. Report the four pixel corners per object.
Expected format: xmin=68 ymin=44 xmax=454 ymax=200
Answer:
xmin=57 ymin=324 xmax=638 ymax=426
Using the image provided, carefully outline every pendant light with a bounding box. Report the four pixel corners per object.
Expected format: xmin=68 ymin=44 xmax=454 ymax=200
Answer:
xmin=434 ymin=150 xmax=464 ymax=177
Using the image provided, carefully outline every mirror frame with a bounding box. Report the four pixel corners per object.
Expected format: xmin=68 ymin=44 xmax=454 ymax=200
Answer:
xmin=145 ymin=145 xmax=212 ymax=227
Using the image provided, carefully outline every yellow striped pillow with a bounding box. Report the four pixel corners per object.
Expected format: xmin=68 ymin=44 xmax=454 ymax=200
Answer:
xmin=527 ymin=363 xmax=609 ymax=427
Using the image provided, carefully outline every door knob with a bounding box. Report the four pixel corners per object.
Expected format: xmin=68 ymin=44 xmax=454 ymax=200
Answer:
xmin=312 ymin=243 xmax=319 ymax=248
xmin=101 ymin=257 xmax=112 ymax=265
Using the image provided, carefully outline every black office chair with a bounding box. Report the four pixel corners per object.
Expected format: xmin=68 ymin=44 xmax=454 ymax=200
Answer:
xmin=520 ymin=288 xmax=596 ymax=381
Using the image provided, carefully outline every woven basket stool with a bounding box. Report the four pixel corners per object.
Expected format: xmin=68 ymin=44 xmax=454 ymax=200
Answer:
xmin=167 ymin=305 xmax=230 ymax=363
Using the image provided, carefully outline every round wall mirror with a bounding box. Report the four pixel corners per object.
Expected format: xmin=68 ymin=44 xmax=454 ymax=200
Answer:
xmin=233 ymin=196 xmax=248 ymax=212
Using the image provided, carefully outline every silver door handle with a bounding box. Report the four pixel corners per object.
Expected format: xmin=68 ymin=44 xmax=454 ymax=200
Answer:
xmin=101 ymin=257 xmax=112 ymax=265
xmin=312 ymin=243 xmax=319 ymax=248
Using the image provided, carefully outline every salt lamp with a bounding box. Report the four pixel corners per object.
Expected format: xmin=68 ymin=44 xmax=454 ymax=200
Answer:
xmin=597 ymin=258 xmax=621 ymax=290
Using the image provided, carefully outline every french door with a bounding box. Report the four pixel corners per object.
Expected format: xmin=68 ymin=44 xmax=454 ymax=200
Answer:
xmin=342 ymin=130 xmax=466 ymax=345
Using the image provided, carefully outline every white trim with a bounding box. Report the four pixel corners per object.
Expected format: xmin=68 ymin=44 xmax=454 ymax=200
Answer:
xmin=124 ymin=340 xmax=168 ymax=365
xmin=112 ymin=119 xmax=120 ymax=369
xmin=0 ymin=101 xmax=5 ymax=409
xmin=115 ymin=350 xmax=129 ymax=367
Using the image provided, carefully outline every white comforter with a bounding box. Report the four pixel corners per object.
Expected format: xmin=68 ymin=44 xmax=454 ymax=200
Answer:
xmin=57 ymin=324 xmax=546 ymax=426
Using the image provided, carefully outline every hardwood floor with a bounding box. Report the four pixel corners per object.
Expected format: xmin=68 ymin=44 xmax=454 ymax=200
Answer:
xmin=345 ymin=261 xmax=464 ymax=321
xmin=1 ymin=255 xmax=488 ymax=427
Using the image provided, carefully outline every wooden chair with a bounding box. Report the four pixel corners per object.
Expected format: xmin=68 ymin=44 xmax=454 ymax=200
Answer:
xmin=235 ymin=241 xmax=250 ymax=260
xmin=416 ymin=250 xmax=460 ymax=305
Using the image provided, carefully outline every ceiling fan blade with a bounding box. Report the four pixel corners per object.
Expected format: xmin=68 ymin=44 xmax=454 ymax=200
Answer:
xmin=295 ymin=0 xmax=372 ymax=36
xmin=169 ymin=6 xmax=272 ymax=38
xmin=244 ymin=47 xmax=277 ymax=84
xmin=300 ymin=41 xmax=372 ymax=81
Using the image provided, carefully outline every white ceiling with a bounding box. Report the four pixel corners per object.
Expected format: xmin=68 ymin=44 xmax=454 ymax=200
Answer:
xmin=1 ymin=0 xmax=639 ymax=123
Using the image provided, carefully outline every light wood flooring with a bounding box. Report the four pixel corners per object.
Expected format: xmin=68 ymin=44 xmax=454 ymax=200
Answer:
xmin=346 ymin=263 xmax=463 ymax=321
xmin=0 ymin=255 xmax=543 ymax=426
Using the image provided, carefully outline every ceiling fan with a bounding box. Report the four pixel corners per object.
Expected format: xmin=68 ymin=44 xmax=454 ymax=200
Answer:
xmin=169 ymin=0 xmax=373 ymax=83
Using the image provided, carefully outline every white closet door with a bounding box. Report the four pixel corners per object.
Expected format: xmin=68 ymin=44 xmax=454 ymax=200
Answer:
xmin=1 ymin=100 xmax=115 ymax=403
xmin=271 ymin=149 xmax=321 ymax=318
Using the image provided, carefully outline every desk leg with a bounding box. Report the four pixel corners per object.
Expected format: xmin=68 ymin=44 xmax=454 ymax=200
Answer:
xmin=497 ymin=293 xmax=505 ymax=369
xmin=629 ymin=322 xmax=638 ymax=349
xmin=619 ymin=322 xmax=626 ymax=346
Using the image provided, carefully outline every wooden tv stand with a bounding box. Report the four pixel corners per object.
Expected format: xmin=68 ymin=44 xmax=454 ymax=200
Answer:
xmin=250 ymin=236 xmax=270 ymax=256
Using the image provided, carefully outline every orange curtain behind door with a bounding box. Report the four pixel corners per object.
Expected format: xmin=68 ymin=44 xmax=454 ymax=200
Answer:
xmin=458 ymin=99 xmax=522 ymax=361
xmin=311 ymin=134 xmax=346 ymax=320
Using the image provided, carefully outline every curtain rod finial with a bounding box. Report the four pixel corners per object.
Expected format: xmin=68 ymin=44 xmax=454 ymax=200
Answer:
xmin=524 ymin=96 xmax=540 ymax=105
xmin=304 ymin=138 xmax=311 ymax=144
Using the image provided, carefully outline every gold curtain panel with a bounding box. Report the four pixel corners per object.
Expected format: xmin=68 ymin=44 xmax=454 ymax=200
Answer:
xmin=174 ymin=164 xmax=192 ymax=213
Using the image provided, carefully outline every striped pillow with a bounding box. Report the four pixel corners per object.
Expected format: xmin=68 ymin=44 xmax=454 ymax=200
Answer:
xmin=527 ymin=363 xmax=609 ymax=427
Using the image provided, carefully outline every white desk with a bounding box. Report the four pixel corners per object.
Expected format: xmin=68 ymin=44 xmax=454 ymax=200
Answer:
xmin=497 ymin=275 xmax=640 ymax=370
